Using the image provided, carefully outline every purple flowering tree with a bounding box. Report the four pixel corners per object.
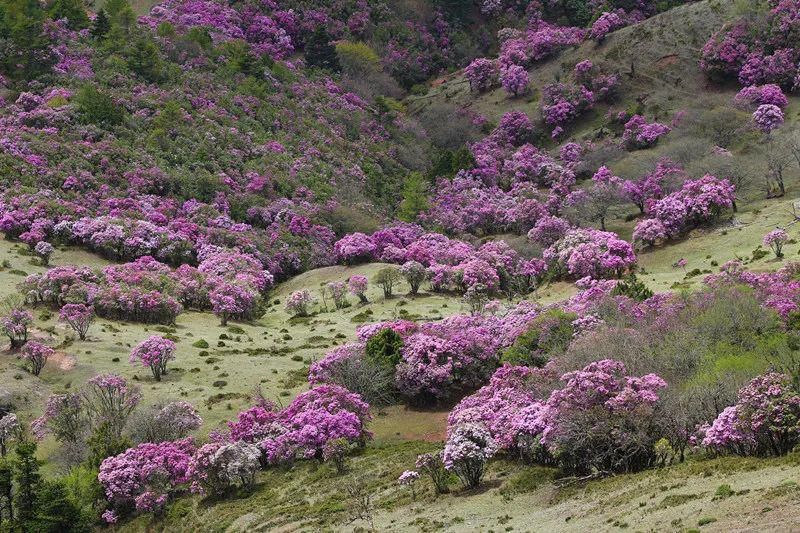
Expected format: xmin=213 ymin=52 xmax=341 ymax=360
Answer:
xmin=129 ymin=335 xmax=176 ymax=381
xmin=59 ymin=303 xmax=94 ymax=340
xmin=1 ymin=309 xmax=33 ymax=349
xmin=21 ymin=341 xmax=54 ymax=376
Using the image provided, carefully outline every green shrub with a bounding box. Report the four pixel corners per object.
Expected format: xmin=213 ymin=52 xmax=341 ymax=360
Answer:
xmin=75 ymin=85 xmax=125 ymax=126
xmin=365 ymin=328 xmax=404 ymax=369
xmin=501 ymin=309 xmax=576 ymax=367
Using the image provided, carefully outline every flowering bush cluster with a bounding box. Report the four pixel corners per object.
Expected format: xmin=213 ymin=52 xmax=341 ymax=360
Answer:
xmin=542 ymin=228 xmax=637 ymax=279
xmin=752 ymin=103 xmax=785 ymax=133
xmin=621 ymin=115 xmax=671 ymax=149
xmin=541 ymin=62 xmax=619 ymax=138
xmin=590 ymin=11 xmax=626 ymax=41
xmin=59 ymin=303 xmax=94 ymax=340
xmin=633 ymin=175 xmax=736 ymax=246
xmin=285 ymin=289 xmax=316 ymax=317
xmin=734 ymin=84 xmax=789 ymax=109
xmin=702 ymin=373 xmax=800 ymax=457
xmin=99 ymin=438 xmax=195 ymax=518
xmin=704 ymin=260 xmax=800 ymax=320
xmin=22 ymin=252 xmax=271 ymax=325
xmin=465 ymin=58 xmax=499 ymax=93
xmin=224 ymin=385 xmax=371 ymax=464
xmin=129 ymin=335 xmax=176 ymax=381
xmin=700 ymin=3 xmax=800 ymax=90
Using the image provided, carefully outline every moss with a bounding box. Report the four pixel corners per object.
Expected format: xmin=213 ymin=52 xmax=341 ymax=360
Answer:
xmin=192 ymin=339 xmax=210 ymax=349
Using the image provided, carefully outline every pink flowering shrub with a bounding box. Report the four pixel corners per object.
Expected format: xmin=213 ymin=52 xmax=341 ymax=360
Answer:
xmin=1 ymin=309 xmax=33 ymax=349
xmin=590 ymin=11 xmax=625 ymax=41
xmin=512 ymin=359 xmax=667 ymax=474
xmin=31 ymin=393 xmax=86 ymax=445
xmin=129 ymin=335 xmax=176 ymax=381
xmin=543 ymin=228 xmax=636 ymax=279
xmin=59 ymin=303 xmax=94 ymax=340
xmin=442 ymin=423 xmax=497 ymax=488
xmin=734 ymin=84 xmax=789 ymax=109
xmin=500 ymin=65 xmax=530 ymax=96
xmin=704 ymin=260 xmax=800 ymax=320
xmin=98 ymin=437 xmax=196 ymax=518
xmin=285 ymin=289 xmax=315 ymax=317
xmin=527 ymin=216 xmax=571 ymax=248
xmin=465 ymin=58 xmax=499 ymax=92
xmin=632 ymin=218 xmax=668 ymax=248
xmin=34 ymin=240 xmax=54 ymax=265
xmin=621 ymin=159 xmax=678 ymax=213
xmin=348 ymin=275 xmax=369 ymax=304
xmin=633 ymin=175 xmax=736 ymax=245
xmin=702 ymin=373 xmax=800 ymax=456
xmin=447 ymin=365 xmax=550 ymax=451
xmin=21 ymin=341 xmax=54 ymax=376
xmin=621 ymin=115 xmax=671 ymax=149
xmin=333 ymin=233 xmax=376 ymax=264
xmin=764 ymin=229 xmax=789 ymax=258
xmin=83 ymin=374 xmax=142 ymax=438
xmin=700 ymin=5 xmax=800 ymax=89
xmin=209 ymin=283 xmax=257 ymax=325
xmin=753 ymin=104 xmax=784 ymax=133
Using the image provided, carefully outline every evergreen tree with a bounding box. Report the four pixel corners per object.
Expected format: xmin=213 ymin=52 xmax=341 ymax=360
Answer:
xmin=127 ymin=38 xmax=163 ymax=82
xmin=304 ymin=28 xmax=340 ymax=72
xmin=12 ymin=441 xmax=40 ymax=524
xmin=35 ymin=479 xmax=86 ymax=532
xmin=48 ymin=0 xmax=89 ymax=30
xmin=104 ymin=0 xmax=135 ymax=31
xmin=0 ymin=0 xmax=53 ymax=79
xmin=75 ymin=85 xmax=125 ymax=126
xmin=398 ymin=172 xmax=429 ymax=222
xmin=86 ymin=422 xmax=130 ymax=468
xmin=0 ymin=458 xmax=12 ymax=524
xmin=91 ymin=8 xmax=110 ymax=39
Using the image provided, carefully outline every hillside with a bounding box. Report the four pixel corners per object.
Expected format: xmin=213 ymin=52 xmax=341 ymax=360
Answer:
xmin=0 ymin=0 xmax=799 ymax=530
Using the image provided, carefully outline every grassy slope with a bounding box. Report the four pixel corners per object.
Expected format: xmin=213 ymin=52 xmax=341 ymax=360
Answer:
xmin=115 ymin=441 xmax=800 ymax=532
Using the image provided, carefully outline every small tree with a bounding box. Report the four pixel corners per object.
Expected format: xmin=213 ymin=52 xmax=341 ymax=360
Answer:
xmin=0 ymin=414 xmax=18 ymax=457
xmin=415 ymin=452 xmax=449 ymax=494
xmin=91 ymin=9 xmax=110 ymax=39
xmin=305 ymin=28 xmax=340 ymax=72
xmin=33 ymin=241 xmax=54 ymax=266
xmin=763 ymin=228 xmax=789 ymax=259
xmin=399 ymin=261 xmax=426 ymax=295
xmin=322 ymin=438 xmax=349 ymax=474
xmin=285 ymin=290 xmax=315 ymax=317
xmin=59 ymin=304 xmax=94 ymax=340
xmin=13 ymin=441 xmax=40 ymax=524
xmin=35 ymin=479 xmax=86 ymax=532
xmin=374 ymin=267 xmax=401 ymax=299
xmin=398 ymin=172 xmax=428 ymax=222
xmin=348 ymin=276 xmax=369 ymax=304
xmin=1 ymin=309 xmax=33 ymax=349
xmin=327 ymin=281 xmax=349 ymax=310
xmin=129 ymin=335 xmax=176 ymax=381
xmin=22 ymin=342 xmax=53 ymax=376
xmin=442 ymin=424 xmax=497 ymax=489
